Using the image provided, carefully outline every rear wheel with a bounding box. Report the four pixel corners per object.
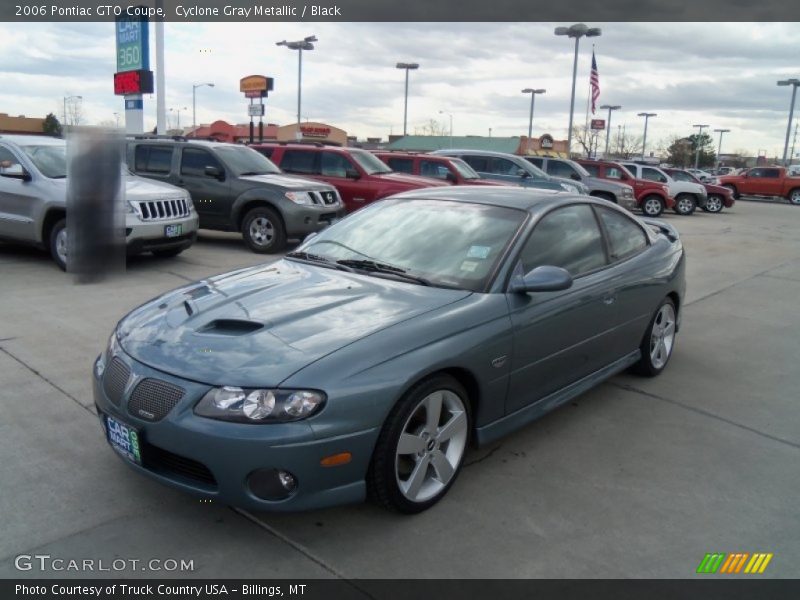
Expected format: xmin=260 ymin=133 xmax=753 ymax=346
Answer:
xmin=703 ymin=194 xmax=724 ymax=213
xmin=641 ymin=195 xmax=665 ymax=217
xmin=788 ymin=188 xmax=800 ymax=206
xmin=673 ymin=194 xmax=697 ymax=216
xmin=368 ymin=375 xmax=470 ymax=513
xmin=49 ymin=218 xmax=67 ymax=271
xmin=632 ymin=298 xmax=677 ymax=377
xmin=241 ymin=206 xmax=286 ymax=253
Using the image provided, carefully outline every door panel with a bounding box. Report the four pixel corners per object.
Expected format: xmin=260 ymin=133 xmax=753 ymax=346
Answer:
xmin=178 ymin=148 xmax=231 ymax=227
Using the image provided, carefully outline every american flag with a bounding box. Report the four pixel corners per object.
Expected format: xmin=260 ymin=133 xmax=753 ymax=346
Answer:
xmin=590 ymin=50 xmax=600 ymax=115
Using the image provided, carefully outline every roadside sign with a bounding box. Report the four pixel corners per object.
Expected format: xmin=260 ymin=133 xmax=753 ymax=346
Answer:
xmin=591 ymin=119 xmax=606 ymax=131
xmin=248 ymin=104 xmax=265 ymax=117
xmin=115 ymin=14 xmax=149 ymax=72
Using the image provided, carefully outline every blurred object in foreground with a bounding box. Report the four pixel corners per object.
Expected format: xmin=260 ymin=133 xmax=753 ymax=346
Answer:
xmin=66 ymin=129 xmax=125 ymax=282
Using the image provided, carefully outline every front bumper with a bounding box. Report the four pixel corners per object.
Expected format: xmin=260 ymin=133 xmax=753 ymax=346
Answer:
xmin=281 ymin=200 xmax=347 ymax=237
xmin=125 ymin=212 xmax=199 ymax=255
xmin=92 ymin=352 xmax=376 ymax=511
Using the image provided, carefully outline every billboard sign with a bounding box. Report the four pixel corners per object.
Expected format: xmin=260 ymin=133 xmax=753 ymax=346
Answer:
xmin=591 ymin=119 xmax=606 ymax=131
xmin=115 ymin=13 xmax=149 ymax=73
xmin=240 ymin=75 xmax=274 ymax=98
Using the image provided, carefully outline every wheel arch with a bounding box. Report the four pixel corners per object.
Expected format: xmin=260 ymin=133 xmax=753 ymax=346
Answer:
xmin=234 ymin=198 xmax=284 ymax=231
xmin=41 ymin=208 xmax=65 ymax=246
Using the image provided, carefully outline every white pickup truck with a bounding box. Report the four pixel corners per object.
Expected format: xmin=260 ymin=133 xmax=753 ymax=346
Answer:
xmin=620 ymin=162 xmax=708 ymax=216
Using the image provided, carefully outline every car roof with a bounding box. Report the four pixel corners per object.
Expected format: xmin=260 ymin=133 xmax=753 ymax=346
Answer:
xmin=129 ymin=138 xmax=234 ymax=149
xmin=433 ymin=149 xmax=525 ymax=160
xmin=251 ymin=142 xmax=355 ymax=152
xmin=387 ymin=184 xmax=590 ymax=212
xmin=0 ymin=134 xmax=64 ymax=146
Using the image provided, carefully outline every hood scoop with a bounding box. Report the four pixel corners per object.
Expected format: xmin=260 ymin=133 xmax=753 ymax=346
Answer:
xmin=197 ymin=319 xmax=264 ymax=336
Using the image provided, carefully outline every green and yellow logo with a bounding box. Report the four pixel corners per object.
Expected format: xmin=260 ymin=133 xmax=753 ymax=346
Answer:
xmin=697 ymin=552 xmax=773 ymax=574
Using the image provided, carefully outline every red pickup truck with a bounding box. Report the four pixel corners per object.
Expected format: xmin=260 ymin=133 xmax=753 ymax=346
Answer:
xmin=718 ymin=167 xmax=800 ymax=205
xmin=577 ymin=159 xmax=675 ymax=217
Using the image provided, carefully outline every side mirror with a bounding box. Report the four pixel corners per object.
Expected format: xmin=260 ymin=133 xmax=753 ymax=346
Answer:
xmin=204 ymin=166 xmax=224 ymax=180
xmin=445 ymin=172 xmax=457 ymax=183
xmin=570 ymin=173 xmax=581 ymax=181
xmin=510 ymin=265 xmax=573 ymax=293
xmin=0 ymin=163 xmax=31 ymax=181
xmin=345 ymin=169 xmax=361 ymax=180
xmin=517 ymin=169 xmax=530 ymax=178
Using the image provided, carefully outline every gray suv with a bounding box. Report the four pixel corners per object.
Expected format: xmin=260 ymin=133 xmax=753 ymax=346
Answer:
xmin=0 ymin=134 xmax=198 ymax=270
xmin=126 ymin=138 xmax=345 ymax=253
xmin=524 ymin=156 xmax=636 ymax=210
xmin=431 ymin=149 xmax=588 ymax=195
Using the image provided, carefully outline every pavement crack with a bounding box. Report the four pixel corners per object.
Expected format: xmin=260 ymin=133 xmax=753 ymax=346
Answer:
xmin=610 ymin=382 xmax=800 ymax=451
xmin=232 ymin=508 xmax=376 ymax=599
xmin=464 ymin=444 xmax=503 ymax=467
xmin=0 ymin=346 xmax=94 ymax=417
xmin=685 ymin=258 xmax=799 ymax=307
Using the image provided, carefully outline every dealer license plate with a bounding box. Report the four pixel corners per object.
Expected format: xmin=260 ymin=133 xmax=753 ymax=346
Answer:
xmin=105 ymin=414 xmax=142 ymax=465
xmin=164 ymin=224 xmax=183 ymax=238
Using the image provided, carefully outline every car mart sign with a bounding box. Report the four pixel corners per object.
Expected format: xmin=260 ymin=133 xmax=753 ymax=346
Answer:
xmin=115 ymin=13 xmax=149 ymax=72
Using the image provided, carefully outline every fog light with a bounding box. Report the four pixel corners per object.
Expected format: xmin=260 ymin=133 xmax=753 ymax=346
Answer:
xmin=247 ymin=468 xmax=298 ymax=501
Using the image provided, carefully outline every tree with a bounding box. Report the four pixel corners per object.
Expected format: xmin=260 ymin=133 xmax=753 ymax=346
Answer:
xmin=64 ymin=96 xmax=84 ymax=127
xmin=607 ymin=129 xmax=643 ymax=160
xmin=42 ymin=113 xmax=63 ymax=137
xmin=664 ymin=136 xmax=693 ymax=167
xmin=414 ymin=118 xmax=449 ymax=136
xmin=666 ymin=132 xmax=716 ymax=168
xmin=571 ymin=126 xmax=603 ymax=158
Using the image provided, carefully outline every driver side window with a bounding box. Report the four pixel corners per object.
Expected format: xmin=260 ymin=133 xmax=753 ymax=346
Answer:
xmin=0 ymin=146 xmax=22 ymax=173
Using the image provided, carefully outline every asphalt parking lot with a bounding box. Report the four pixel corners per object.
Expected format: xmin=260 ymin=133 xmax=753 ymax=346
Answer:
xmin=1 ymin=199 xmax=799 ymax=580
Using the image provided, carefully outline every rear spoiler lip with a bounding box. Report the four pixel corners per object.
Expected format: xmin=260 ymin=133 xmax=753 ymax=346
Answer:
xmin=641 ymin=217 xmax=680 ymax=242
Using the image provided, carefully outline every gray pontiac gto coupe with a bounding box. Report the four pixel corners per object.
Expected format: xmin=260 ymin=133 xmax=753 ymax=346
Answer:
xmin=94 ymin=186 xmax=685 ymax=513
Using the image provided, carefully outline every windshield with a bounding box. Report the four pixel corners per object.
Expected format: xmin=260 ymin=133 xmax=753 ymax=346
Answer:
xmin=214 ymin=146 xmax=281 ymax=175
xmin=521 ymin=161 xmax=549 ymax=180
xmin=350 ymin=150 xmax=393 ymax=175
xmin=669 ymin=170 xmax=698 ymax=183
xmin=294 ymin=198 xmax=527 ymax=291
xmin=572 ymin=161 xmax=591 ymax=177
xmin=21 ymin=144 xmax=66 ymax=178
xmin=450 ymin=158 xmax=480 ymax=179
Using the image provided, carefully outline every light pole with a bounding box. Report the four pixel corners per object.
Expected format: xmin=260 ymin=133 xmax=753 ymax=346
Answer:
xmin=638 ymin=112 xmax=657 ymax=160
xmin=714 ymin=128 xmax=730 ymax=172
xmin=192 ymin=82 xmax=214 ymax=128
xmin=63 ymin=95 xmax=82 ymax=127
xmin=777 ymin=79 xmax=800 ymax=166
xmin=396 ymin=62 xmax=419 ymax=137
xmin=113 ymin=112 xmax=120 ymax=128
xmin=554 ymin=23 xmax=601 ymax=158
xmin=522 ymin=88 xmax=546 ymax=141
xmin=692 ymin=124 xmax=709 ymax=169
xmin=599 ymin=104 xmax=621 ymax=158
xmin=169 ymin=107 xmax=187 ymax=131
xmin=277 ymin=35 xmax=317 ymax=138
xmin=439 ymin=110 xmax=453 ymax=148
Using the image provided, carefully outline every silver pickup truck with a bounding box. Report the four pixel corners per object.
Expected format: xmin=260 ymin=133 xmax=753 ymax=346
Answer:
xmin=0 ymin=134 xmax=198 ymax=270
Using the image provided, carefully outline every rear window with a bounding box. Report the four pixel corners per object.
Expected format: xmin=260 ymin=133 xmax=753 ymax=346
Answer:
xmin=134 ymin=146 xmax=173 ymax=174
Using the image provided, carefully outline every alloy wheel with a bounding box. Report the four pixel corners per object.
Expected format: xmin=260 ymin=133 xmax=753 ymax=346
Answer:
xmin=56 ymin=228 xmax=68 ymax=266
xmin=643 ymin=197 xmax=663 ymax=217
xmin=705 ymin=195 xmax=723 ymax=213
xmin=649 ymin=303 xmax=676 ymax=370
xmin=249 ymin=217 xmax=274 ymax=246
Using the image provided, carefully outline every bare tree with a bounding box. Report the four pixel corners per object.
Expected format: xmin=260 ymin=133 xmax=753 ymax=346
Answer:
xmin=608 ymin=130 xmax=643 ymax=160
xmin=414 ymin=118 xmax=448 ymax=136
xmin=64 ymin=96 xmax=84 ymax=127
xmin=571 ymin=126 xmax=604 ymax=158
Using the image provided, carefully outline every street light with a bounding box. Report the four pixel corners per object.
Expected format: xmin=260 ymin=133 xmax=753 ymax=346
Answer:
xmin=113 ymin=112 xmax=120 ymax=128
xmin=439 ymin=110 xmax=453 ymax=148
xmin=638 ymin=112 xmax=657 ymax=160
xmin=554 ymin=23 xmax=601 ymax=158
xmin=277 ymin=35 xmax=317 ymax=137
xmin=169 ymin=107 xmax=187 ymax=131
xmin=396 ymin=62 xmax=419 ymax=136
xmin=599 ymin=104 xmax=621 ymax=157
xmin=692 ymin=124 xmax=709 ymax=169
xmin=192 ymin=82 xmax=214 ymax=128
xmin=777 ymin=79 xmax=800 ymax=166
xmin=522 ymin=88 xmax=546 ymax=141
xmin=63 ymin=95 xmax=82 ymax=127
xmin=714 ymin=128 xmax=731 ymax=172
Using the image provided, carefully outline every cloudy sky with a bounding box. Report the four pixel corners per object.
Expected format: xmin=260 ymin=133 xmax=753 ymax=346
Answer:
xmin=0 ymin=22 xmax=797 ymax=158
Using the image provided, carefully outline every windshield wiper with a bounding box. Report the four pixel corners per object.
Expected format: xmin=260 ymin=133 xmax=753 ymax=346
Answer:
xmin=285 ymin=251 xmax=355 ymax=272
xmin=336 ymin=259 xmax=430 ymax=286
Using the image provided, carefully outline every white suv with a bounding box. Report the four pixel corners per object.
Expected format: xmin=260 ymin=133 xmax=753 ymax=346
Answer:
xmin=619 ymin=162 xmax=707 ymax=216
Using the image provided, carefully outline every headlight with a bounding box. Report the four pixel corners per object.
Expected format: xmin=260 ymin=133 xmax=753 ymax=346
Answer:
xmin=560 ymin=183 xmax=575 ymax=192
xmin=184 ymin=195 xmax=194 ymax=210
xmin=95 ymin=332 xmax=118 ymax=377
xmin=195 ymin=386 xmax=326 ymax=423
xmin=285 ymin=191 xmax=315 ymax=205
xmin=125 ymin=200 xmax=136 ymax=214
xmin=622 ymin=187 xmax=634 ymax=197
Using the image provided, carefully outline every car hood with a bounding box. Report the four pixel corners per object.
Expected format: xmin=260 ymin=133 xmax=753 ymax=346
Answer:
xmin=461 ymin=178 xmax=505 ymax=186
xmin=704 ymin=183 xmax=732 ymax=195
xmin=667 ymin=180 xmax=706 ymax=195
xmin=241 ymin=173 xmax=335 ymax=191
xmin=117 ymin=260 xmax=471 ymax=387
xmin=373 ymin=172 xmax=450 ymax=188
xmin=586 ymin=176 xmax=631 ymax=193
xmin=125 ymin=175 xmax=187 ymax=200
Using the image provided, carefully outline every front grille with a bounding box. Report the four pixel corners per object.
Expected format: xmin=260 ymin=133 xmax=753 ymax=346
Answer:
xmin=134 ymin=198 xmax=189 ymax=221
xmin=128 ymin=378 xmax=185 ymax=422
xmin=310 ymin=190 xmax=339 ymax=206
xmin=142 ymin=441 xmax=217 ymax=488
xmin=102 ymin=357 xmax=130 ymax=406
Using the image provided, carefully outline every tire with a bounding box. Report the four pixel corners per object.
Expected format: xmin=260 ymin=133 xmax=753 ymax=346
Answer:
xmin=788 ymin=188 xmax=800 ymax=206
xmin=640 ymin=195 xmax=665 ymax=217
xmin=49 ymin=218 xmax=67 ymax=271
xmin=367 ymin=374 xmax=471 ymax=514
xmin=723 ymin=184 xmax=739 ymax=199
xmin=673 ymin=194 xmax=697 ymax=216
xmin=704 ymin=194 xmax=725 ymax=213
xmin=151 ymin=247 xmax=185 ymax=258
xmin=632 ymin=298 xmax=677 ymax=377
xmin=241 ymin=206 xmax=286 ymax=253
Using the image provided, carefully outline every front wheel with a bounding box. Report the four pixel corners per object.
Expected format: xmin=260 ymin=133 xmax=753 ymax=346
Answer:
xmin=632 ymin=298 xmax=677 ymax=377
xmin=368 ymin=375 xmax=470 ymax=513
xmin=703 ymin=194 xmax=725 ymax=213
xmin=723 ymin=184 xmax=739 ymax=199
xmin=788 ymin=188 xmax=800 ymax=206
xmin=673 ymin=194 xmax=697 ymax=216
xmin=49 ymin=218 xmax=67 ymax=271
xmin=641 ymin=195 xmax=665 ymax=217
xmin=241 ymin=206 xmax=286 ymax=253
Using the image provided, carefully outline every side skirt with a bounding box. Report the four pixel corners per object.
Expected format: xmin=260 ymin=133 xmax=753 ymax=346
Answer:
xmin=474 ymin=349 xmax=641 ymax=447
